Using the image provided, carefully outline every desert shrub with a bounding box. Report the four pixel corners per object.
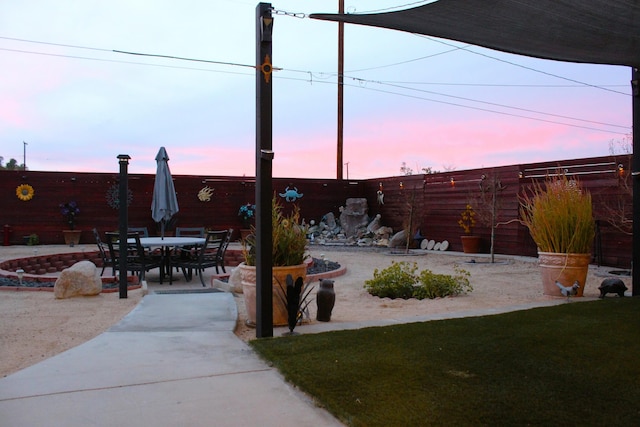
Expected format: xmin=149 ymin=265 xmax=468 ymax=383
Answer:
xmin=364 ymin=262 xmax=472 ymax=300
xmin=414 ymin=266 xmax=472 ymax=299
xmin=364 ymin=261 xmax=418 ymax=299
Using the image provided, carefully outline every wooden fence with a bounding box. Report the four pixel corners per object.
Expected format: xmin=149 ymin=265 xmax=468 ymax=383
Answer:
xmin=1 ymin=155 xmax=632 ymax=268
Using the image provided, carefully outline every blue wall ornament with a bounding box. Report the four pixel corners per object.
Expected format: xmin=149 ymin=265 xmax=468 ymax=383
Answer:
xmin=279 ymin=186 xmax=303 ymax=202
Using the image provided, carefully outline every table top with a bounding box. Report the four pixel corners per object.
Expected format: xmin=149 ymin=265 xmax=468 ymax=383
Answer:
xmin=137 ymin=236 xmax=206 ymax=247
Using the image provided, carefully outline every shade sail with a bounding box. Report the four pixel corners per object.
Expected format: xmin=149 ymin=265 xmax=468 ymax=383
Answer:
xmin=310 ymin=0 xmax=640 ymax=67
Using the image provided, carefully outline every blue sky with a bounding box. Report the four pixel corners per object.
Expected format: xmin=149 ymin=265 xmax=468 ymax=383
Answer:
xmin=0 ymin=1 xmax=632 ymax=179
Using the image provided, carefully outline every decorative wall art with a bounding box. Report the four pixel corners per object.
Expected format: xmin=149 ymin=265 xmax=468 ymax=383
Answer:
xmin=197 ymin=186 xmax=214 ymax=202
xmin=279 ymin=186 xmax=303 ymax=202
xmin=106 ymin=184 xmax=133 ymax=209
xmin=16 ymin=184 xmax=34 ymax=201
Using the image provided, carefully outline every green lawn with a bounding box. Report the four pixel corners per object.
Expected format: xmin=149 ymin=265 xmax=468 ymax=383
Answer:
xmin=251 ymin=298 xmax=640 ymax=426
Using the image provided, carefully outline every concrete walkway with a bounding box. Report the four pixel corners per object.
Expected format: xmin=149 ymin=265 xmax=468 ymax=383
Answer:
xmin=0 ymin=291 xmax=343 ymax=426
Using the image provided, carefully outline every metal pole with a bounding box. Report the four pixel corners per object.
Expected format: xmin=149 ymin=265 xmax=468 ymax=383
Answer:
xmin=117 ymin=154 xmax=131 ymax=299
xmin=256 ymin=2 xmax=274 ymax=337
xmin=337 ymin=0 xmax=344 ymax=180
xmin=23 ymin=141 xmax=27 ymax=171
xmin=631 ymin=68 xmax=639 ymax=296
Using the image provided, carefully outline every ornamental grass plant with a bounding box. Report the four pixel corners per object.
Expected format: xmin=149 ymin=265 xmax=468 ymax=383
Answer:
xmin=242 ymin=196 xmax=308 ymax=266
xmin=519 ymin=174 xmax=595 ymax=254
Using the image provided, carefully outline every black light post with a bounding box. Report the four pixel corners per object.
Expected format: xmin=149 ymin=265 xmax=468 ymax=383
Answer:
xmin=117 ymin=154 xmax=131 ymax=299
xmin=256 ymin=2 xmax=274 ymax=337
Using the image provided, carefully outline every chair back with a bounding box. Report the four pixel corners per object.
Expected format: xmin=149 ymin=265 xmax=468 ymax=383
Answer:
xmin=201 ymin=230 xmax=228 ymax=259
xmin=93 ymin=228 xmax=112 ymax=275
xmin=176 ymin=227 xmax=205 ymax=237
xmin=93 ymin=228 xmax=107 ymax=255
xmin=128 ymin=227 xmax=149 ymax=238
xmin=216 ymin=228 xmax=233 ymax=267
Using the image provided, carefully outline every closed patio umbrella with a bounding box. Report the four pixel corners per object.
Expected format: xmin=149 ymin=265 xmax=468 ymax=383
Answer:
xmin=151 ymin=147 xmax=179 ymax=238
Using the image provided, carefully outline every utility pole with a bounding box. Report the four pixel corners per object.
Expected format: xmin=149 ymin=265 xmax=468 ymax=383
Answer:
xmin=23 ymin=141 xmax=27 ymax=170
xmin=337 ymin=0 xmax=344 ymax=179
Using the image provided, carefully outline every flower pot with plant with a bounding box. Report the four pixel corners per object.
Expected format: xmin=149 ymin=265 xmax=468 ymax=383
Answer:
xmin=240 ymin=197 xmax=308 ymax=326
xmin=458 ymin=204 xmax=480 ymax=253
xmin=60 ymin=201 xmax=81 ymax=246
xmin=237 ymin=202 xmax=256 ymax=241
xmin=519 ymin=174 xmax=595 ymax=297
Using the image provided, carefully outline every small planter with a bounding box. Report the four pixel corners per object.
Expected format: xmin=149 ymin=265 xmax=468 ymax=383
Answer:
xmin=62 ymin=230 xmax=82 ymax=246
xmin=460 ymin=235 xmax=481 ymax=253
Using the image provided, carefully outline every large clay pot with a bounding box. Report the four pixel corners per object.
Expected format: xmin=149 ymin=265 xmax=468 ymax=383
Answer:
xmin=240 ymin=263 xmax=307 ymax=327
xmin=460 ymin=235 xmax=481 ymax=253
xmin=538 ymin=252 xmax=591 ymax=297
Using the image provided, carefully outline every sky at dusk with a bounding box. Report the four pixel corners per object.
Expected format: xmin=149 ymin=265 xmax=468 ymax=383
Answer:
xmin=0 ymin=1 xmax=632 ymax=179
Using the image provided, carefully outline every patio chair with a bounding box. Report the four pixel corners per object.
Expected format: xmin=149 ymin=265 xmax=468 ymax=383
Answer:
xmin=174 ymin=229 xmax=230 ymax=286
xmin=92 ymin=228 xmax=115 ymax=276
xmin=174 ymin=227 xmax=206 ymax=275
xmin=105 ymin=231 xmax=162 ymax=282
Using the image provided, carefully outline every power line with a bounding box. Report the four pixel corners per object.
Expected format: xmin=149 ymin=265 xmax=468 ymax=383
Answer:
xmin=348 ymin=81 xmax=630 ymax=135
xmin=1 ymin=35 xmax=629 ymax=133
xmin=0 ymin=47 xmax=254 ymax=76
xmin=420 ymin=35 xmax=629 ymax=96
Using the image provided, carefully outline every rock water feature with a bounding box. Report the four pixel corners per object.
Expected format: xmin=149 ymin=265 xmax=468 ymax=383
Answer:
xmin=307 ymin=198 xmax=395 ymax=247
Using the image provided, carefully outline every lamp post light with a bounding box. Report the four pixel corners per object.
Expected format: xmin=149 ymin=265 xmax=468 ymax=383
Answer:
xmin=117 ymin=154 xmax=131 ymax=299
xmin=16 ymin=268 xmax=24 ymax=286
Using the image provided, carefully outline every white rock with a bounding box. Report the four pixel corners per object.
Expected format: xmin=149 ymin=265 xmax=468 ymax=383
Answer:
xmin=54 ymin=260 xmax=102 ymax=299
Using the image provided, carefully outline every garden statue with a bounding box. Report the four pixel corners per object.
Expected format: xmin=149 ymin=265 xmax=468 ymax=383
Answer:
xmin=316 ymin=279 xmax=336 ymax=322
xmin=598 ymin=278 xmax=628 ymax=298
xmin=339 ymin=198 xmax=369 ymax=238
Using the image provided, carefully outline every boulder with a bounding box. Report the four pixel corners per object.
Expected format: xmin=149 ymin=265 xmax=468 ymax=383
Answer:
xmin=54 ymin=260 xmax=103 ymax=299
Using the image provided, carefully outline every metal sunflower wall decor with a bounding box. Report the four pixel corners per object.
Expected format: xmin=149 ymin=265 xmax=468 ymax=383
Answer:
xmin=106 ymin=183 xmax=133 ymax=209
xmin=16 ymin=184 xmax=34 ymax=201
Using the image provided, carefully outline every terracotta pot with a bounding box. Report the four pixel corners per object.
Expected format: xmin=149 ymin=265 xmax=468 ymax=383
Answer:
xmin=62 ymin=230 xmax=81 ymax=247
xmin=460 ymin=235 xmax=481 ymax=253
xmin=240 ymin=263 xmax=307 ymax=327
xmin=538 ymin=252 xmax=591 ymax=297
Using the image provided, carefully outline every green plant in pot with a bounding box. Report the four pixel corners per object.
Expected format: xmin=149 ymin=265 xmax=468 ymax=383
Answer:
xmin=519 ymin=173 xmax=595 ymax=297
xmin=240 ymin=196 xmax=309 ymax=326
xmin=458 ymin=204 xmax=480 ymax=253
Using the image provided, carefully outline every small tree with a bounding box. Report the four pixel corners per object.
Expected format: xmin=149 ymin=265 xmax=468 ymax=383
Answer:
xmin=474 ymin=173 xmax=506 ymax=263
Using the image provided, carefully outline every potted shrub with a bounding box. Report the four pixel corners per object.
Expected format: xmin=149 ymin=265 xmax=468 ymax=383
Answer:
xmin=458 ymin=204 xmax=480 ymax=253
xmin=519 ymin=174 xmax=595 ymax=296
xmin=240 ymin=196 xmax=309 ymax=326
xmin=237 ymin=202 xmax=255 ymax=241
xmin=60 ymin=201 xmax=81 ymax=246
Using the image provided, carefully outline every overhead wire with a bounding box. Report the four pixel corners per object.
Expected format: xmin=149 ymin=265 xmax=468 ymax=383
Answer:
xmin=0 ymin=34 xmax=629 ymax=134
